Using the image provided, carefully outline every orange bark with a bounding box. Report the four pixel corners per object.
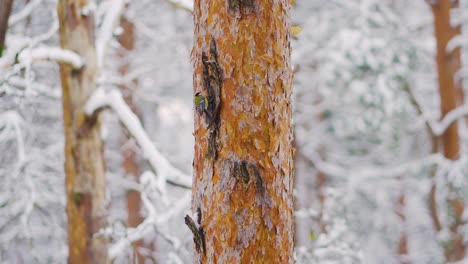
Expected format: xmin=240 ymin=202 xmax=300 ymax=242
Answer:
xmin=57 ymin=1 xmax=108 ymax=263
xmin=191 ymin=0 xmax=294 ymax=263
xmin=430 ymin=0 xmax=465 ymax=261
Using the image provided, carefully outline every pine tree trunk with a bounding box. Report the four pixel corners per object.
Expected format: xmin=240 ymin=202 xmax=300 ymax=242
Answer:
xmin=191 ymin=0 xmax=294 ymax=263
xmin=57 ymin=1 xmax=108 ymax=263
xmin=430 ymin=0 xmax=465 ymax=261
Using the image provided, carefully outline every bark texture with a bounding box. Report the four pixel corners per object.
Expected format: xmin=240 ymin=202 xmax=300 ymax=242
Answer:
xmin=57 ymin=1 xmax=108 ymax=263
xmin=430 ymin=0 xmax=465 ymax=261
xmin=191 ymin=0 xmax=294 ymax=263
xmin=0 ymin=0 xmax=14 ymax=56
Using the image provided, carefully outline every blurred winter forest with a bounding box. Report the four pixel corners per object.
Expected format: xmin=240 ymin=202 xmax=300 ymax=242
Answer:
xmin=1 ymin=0 xmax=468 ymax=263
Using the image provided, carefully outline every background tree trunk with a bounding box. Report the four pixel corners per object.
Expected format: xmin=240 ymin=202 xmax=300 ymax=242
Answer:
xmin=57 ymin=1 xmax=108 ymax=263
xmin=430 ymin=0 xmax=465 ymax=261
xmin=191 ymin=0 xmax=294 ymax=263
xmin=0 ymin=0 xmax=14 ymax=56
xmin=117 ymin=17 xmax=148 ymax=263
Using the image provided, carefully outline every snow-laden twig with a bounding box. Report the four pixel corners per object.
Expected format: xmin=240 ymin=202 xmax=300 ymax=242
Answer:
xmin=295 ymin=208 xmax=319 ymax=219
xmin=108 ymin=191 xmax=191 ymax=258
xmin=7 ymin=76 xmax=61 ymax=99
xmin=140 ymin=170 xmax=168 ymax=204
xmin=168 ymin=252 xmax=185 ymax=264
xmin=1 ymin=13 xmax=58 ymax=68
xmin=8 ymin=0 xmax=42 ymax=26
xmin=96 ymin=0 xmax=126 ymax=69
xmin=0 ymin=111 xmax=26 ymax=162
xmin=81 ymin=2 xmax=97 ymax=17
xmin=446 ymin=34 xmax=463 ymax=54
xmin=450 ymin=6 xmax=468 ymax=28
xmin=308 ymin=150 xmax=450 ymax=180
xmin=164 ymin=0 xmax=193 ymax=12
xmin=85 ymin=88 xmax=192 ymax=188
xmin=404 ymin=84 xmax=468 ymax=138
xmin=17 ymin=47 xmax=84 ymax=69
xmin=429 ymin=104 xmax=468 ymax=136
xmin=307 ymin=151 xmax=348 ymax=177
xmin=30 ymin=13 xmax=59 ymax=47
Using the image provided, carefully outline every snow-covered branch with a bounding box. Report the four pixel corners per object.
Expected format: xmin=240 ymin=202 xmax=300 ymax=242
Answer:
xmin=8 ymin=0 xmax=42 ymax=26
xmin=0 ymin=111 xmax=25 ymax=162
xmin=308 ymin=150 xmax=450 ymax=180
xmin=96 ymin=0 xmax=126 ymax=69
xmin=295 ymin=208 xmax=319 ymax=219
xmin=85 ymin=88 xmax=192 ymax=189
xmin=403 ymin=84 xmax=468 ymax=138
xmin=108 ymin=192 xmax=191 ymax=258
xmin=429 ymin=104 xmax=468 ymax=136
xmin=7 ymin=76 xmax=61 ymax=99
xmin=17 ymin=47 xmax=84 ymax=69
xmin=164 ymin=0 xmax=193 ymax=12
xmin=446 ymin=34 xmax=463 ymax=54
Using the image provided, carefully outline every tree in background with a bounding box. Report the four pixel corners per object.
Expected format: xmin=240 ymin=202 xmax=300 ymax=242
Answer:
xmin=293 ymin=0 xmax=468 ymax=263
xmin=0 ymin=0 xmax=67 ymax=262
xmin=294 ymin=1 xmax=420 ymax=262
xmin=190 ymin=0 xmax=294 ymax=262
xmin=117 ymin=16 xmax=148 ymax=263
xmin=57 ymin=0 xmax=108 ymax=262
xmin=0 ymin=0 xmax=196 ymax=262
xmin=429 ymin=0 xmax=464 ymax=260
